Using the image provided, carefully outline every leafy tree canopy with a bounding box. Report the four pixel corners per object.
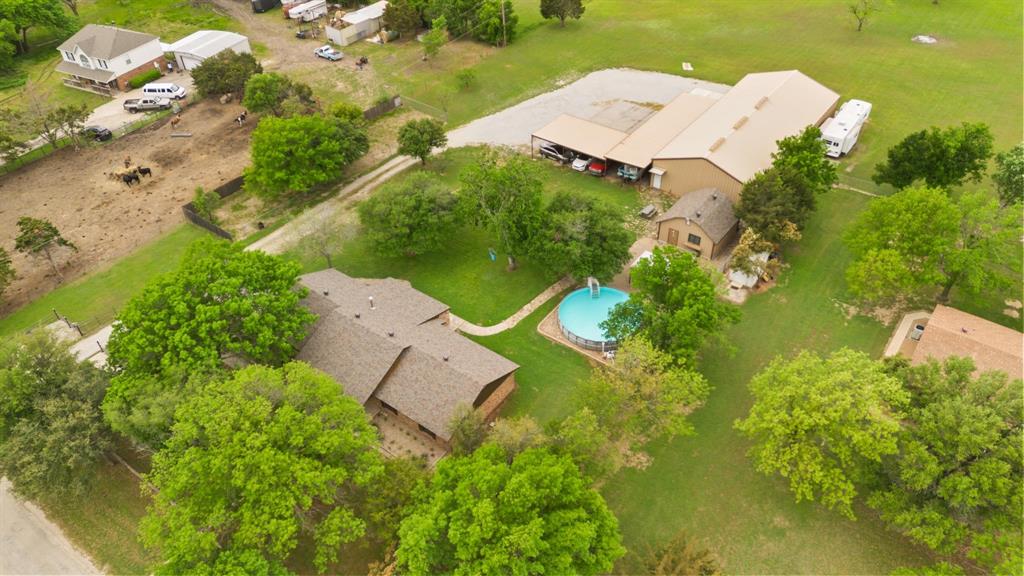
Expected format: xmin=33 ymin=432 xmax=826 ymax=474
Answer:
xmin=243 ymin=72 xmax=315 ymax=117
xmin=383 ymin=0 xmax=421 ymax=36
xmin=540 ymin=0 xmax=584 ymax=26
xmin=106 ymin=238 xmax=315 ymax=375
xmin=992 ymin=142 xmax=1023 ymax=207
xmin=548 ymin=407 xmax=619 ymax=482
xmin=734 ymin=165 xmax=816 ymax=244
xmin=531 ymin=190 xmax=633 ymax=282
xmin=0 ymin=0 xmax=75 ymax=53
xmin=772 ymin=125 xmax=837 ymax=194
xmin=459 ymin=149 xmax=544 ymax=270
xmin=358 ymin=171 xmax=462 ymax=257
xmin=601 ymin=245 xmax=739 ymax=365
xmin=641 ymin=530 xmax=722 ymax=576
xmin=396 ymin=444 xmax=625 ymax=575
xmin=0 ymin=246 xmax=14 ymax=302
xmin=421 ymin=16 xmax=447 ymax=58
xmin=447 ymin=402 xmax=487 ymax=457
xmin=871 ymin=357 xmax=1022 ymax=571
xmin=14 ymin=216 xmax=77 ymax=281
xmin=873 ymin=123 xmax=993 ymax=190
xmin=397 ymin=118 xmax=447 ymax=164
xmin=0 ymin=332 xmax=109 ymax=499
xmin=245 ymin=114 xmax=368 ymax=198
xmin=190 ymin=50 xmax=263 ymax=98
xmin=844 ymin=187 xmax=1022 ymax=305
xmin=140 ymin=362 xmax=384 ymax=575
xmin=474 ymin=0 xmax=516 ymax=46
xmin=734 ymin=348 xmax=908 ymax=518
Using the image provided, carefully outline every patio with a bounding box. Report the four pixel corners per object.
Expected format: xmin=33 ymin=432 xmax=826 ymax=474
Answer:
xmin=371 ymin=408 xmax=446 ymax=467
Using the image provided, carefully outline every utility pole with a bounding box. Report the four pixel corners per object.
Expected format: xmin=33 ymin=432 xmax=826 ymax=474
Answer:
xmin=500 ymin=0 xmax=507 ymax=47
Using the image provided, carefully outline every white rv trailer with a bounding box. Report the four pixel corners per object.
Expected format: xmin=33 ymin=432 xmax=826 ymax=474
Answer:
xmin=289 ymin=0 xmax=327 ymax=21
xmin=820 ymin=99 xmax=872 ymax=158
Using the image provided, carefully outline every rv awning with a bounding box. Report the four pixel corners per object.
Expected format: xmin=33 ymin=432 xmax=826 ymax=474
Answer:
xmin=532 ymin=114 xmax=627 ymax=160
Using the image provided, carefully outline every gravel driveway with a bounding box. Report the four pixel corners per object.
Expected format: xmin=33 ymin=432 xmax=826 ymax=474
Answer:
xmin=447 ymin=68 xmax=731 ymax=149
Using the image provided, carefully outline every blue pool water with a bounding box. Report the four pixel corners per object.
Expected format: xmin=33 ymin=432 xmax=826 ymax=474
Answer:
xmin=557 ymin=287 xmax=629 ymax=343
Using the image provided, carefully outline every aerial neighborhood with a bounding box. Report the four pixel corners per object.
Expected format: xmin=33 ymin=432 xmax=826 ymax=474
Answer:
xmin=0 ymin=1 xmax=1021 ymax=575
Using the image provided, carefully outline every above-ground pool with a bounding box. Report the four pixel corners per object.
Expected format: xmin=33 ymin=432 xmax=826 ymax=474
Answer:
xmin=558 ymin=286 xmax=630 ymax=350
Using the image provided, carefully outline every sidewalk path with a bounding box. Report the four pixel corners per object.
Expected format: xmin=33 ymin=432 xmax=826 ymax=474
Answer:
xmin=0 ymin=478 xmax=101 ymax=575
xmin=450 ymin=277 xmax=574 ymax=336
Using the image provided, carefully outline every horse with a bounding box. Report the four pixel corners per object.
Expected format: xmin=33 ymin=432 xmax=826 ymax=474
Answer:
xmin=121 ymin=172 xmax=140 ymax=187
xmin=135 ymin=166 xmax=152 ymax=178
xmin=235 ymin=111 xmax=248 ymax=126
xmin=170 ymin=115 xmax=182 ymax=129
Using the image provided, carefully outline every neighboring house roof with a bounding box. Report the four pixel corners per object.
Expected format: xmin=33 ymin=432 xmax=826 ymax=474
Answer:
xmin=169 ymin=30 xmax=249 ymax=58
xmin=912 ymin=304 xmax=1023 ymax=381
xmin=297 ymin=270 xmax=519 ymax=441
xmin=605 ymin=92 xmax=718 ymax=168
xmin=656 ymin=188 xmax=737 ymax=242
xmin=57 ymin=24 xmax=158 ymax=59
xmin=654 ymin=70 xmax=840 ymax=182
xmin=342 ymin=0 xmax=388 ymax=24
xmin=55 ymin=60 xmax=115 ymax=82
xmin=532 ymin=114 xmax=628 ymax=160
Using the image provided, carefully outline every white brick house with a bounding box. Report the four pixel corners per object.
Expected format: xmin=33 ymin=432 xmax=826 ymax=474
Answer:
xmin=56 ymin=24 xmax=164 ymax=96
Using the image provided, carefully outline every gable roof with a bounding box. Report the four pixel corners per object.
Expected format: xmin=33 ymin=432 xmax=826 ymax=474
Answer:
xmin=654 ymin=70 xmax=840 ymax=182
xmin=58 ymin=24 xmax=158 ymax=59
xmin=605 ymin=92 xmax=718 ymax=168
xmin=656 ymin=188 xmax=737 ymax=242
xmin=342 ymin=0 xmax=389 ymax=24
xmin=912 ymin=304 xmax=1023 ymax=381
xmin=532 ymin=114 xmax=628 ymax=160
xmin=169 ymin=30 xmax=248 ymax=58
xmin=297 ymin=270 xmax=518 ymax=441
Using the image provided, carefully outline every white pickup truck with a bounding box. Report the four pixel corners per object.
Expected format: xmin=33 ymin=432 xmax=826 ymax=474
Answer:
xmin=123 ymin=97 xmax=171 ymax=113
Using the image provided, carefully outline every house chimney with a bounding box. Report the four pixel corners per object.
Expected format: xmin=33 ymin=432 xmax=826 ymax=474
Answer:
xmin=368 ymin=296 xmax=375 ymax=310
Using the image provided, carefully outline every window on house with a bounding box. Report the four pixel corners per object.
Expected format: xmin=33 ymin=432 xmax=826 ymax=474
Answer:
xmin=63 ymin=51 xmax=73 ymax=61
xmin=98 ymin=59 xmax=107 ymax=69
xmin=417 ymin=424 xmax=437 ymax=440
xmin=687 ymin=233 xmax=702 ymax=245
xmin=78 ymin=54 xmax=89 ymax=66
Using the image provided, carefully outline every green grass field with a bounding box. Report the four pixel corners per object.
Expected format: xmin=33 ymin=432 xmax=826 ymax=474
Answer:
xmin=286 ymin=147 xmax=640 ymax=325
xmin=0 ymin=225 xmax=207 ymax=338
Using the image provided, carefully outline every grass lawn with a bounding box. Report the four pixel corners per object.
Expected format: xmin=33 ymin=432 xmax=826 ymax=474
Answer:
xmin=472 ymin=189 xmax=937 ymax=573
xmin=284 ymin=147 xmax=641 ymax=325
xmin=0 ymin=225 xmax=208 ymax=338
xmin=372 ymin=0 xmax=1021 ymax=188
xmin=35 ymin=462 xmax=155 ymax=575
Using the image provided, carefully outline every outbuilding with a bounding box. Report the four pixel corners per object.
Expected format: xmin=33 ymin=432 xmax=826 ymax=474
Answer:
xmin=168 ymin=30 xmax=252 ymax=71
xmin=655 ymin=188 xmax=738 ymax=260
xmin=325 ymin=0 xmax=389 ymax=46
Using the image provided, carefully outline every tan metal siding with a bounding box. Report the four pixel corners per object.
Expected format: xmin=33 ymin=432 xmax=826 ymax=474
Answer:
xmin=657 ymin=218 xmax=715 ymax=260
xmin=651 ymin=159 xmax=744 ymax=204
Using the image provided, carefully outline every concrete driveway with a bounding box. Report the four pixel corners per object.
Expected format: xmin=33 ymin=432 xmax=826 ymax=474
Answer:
xmin=0 ymin=479 xmax=100 ymax=575
xmin=85 ymin=71 xmax=194 ymax=133
xmin=447 ymin=68 xmax=730 ymax=149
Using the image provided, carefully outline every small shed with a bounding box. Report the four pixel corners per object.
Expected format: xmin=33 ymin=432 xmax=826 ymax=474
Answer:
xmin=326 ymin=0 xmax=388 ymax=46
xmin=169 ymin=30 xmax=251 ymax=71
xmin=655 ymin=188 xmax=738 ymax=260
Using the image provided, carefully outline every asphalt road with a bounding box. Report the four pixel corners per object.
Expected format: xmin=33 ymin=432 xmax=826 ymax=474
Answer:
xmin=0 ymin=479 xmax=100 ymax=576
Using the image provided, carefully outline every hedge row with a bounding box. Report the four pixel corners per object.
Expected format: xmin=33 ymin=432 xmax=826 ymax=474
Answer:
xmin=128 ymin=68 xmax=162 ymax=89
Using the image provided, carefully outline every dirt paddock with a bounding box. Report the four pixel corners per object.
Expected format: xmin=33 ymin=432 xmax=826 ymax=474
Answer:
xmin=0 ymin=99 xmax=254 ymax=313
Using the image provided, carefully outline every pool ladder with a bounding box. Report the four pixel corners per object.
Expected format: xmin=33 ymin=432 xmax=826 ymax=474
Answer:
xmin=588 ymin=277 xmax=600 ymax=298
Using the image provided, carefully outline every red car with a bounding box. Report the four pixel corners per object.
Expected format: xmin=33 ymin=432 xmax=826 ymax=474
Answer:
xmin=587 ymin=159 xmax=606 ymax=176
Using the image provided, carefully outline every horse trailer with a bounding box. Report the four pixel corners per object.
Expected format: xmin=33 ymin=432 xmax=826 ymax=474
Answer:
xmin=820 ymin=99 xmax=872 ymax=158
xmin=288 ymin=0 xmax=327 ymax=21
xmin=251 ymin=0 xmax=280 ymax=12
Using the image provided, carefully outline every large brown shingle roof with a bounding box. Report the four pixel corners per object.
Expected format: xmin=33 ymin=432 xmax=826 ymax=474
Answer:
xmin=912 ymin=304 xmax=1023 ymax=381
xmin=58 ymin=24 xmax=158 ymax=59
xmin=655 ymin=188 xmax=737 ymax=242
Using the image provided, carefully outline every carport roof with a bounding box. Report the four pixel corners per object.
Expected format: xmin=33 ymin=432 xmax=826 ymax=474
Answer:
xmin=532 ymin=114 xmax=627 ymax=160
xmin=606 ymin=92 xmax=718 ymax=168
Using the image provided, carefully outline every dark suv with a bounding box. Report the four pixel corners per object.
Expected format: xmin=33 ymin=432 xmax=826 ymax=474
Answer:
xmin=539 ymin=143 xmax=571 ymax=164
xmin=82 ymin=126 xmax=112 ymax=142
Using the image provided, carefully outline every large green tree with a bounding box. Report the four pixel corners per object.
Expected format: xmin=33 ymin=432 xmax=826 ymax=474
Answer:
xmin=474 ymin=0 xmax=516 ymax=46
xmin=459 ymin=149 xmax=544 ymax=270
xmin=772 ymin=125 xmax=837 ymax=195
xmin=245 ymin=114 xmax=368 ymax=198
xmin=106 ymin=238 xmax=315 ymax=376
xmin=641 ymin=530 xmax=722 ymax=576
xmin=383 ymin=0 xmax=421 ymax=36
xmin=421 ymin=16 xmax=447 ymax=59
xmin=0 ymin=0 xmax=74 ymax=53
xmin=580 ymin=336 xmax=710 ymax=451
xmin=844 ymin=187 xmax=1022 ymax=305
xmin=397 ymin=118 xmax=447 ymax=164
xmin=395 ymin=444 xmax=625 ymax=575
xmin=0 ymin=332 xmax=109 ymax=499
xmin=734 ymin=166 xmax=815 ymax=244
xmin=872 ymin=123 xmax=994 ymax=190
xmin=601 ymin=246 xmax=739 ymax=365
xmin=734 ymin=348 xmax=908 ymax=518
xmin=539 ymin=0 xmax=584 ymax=26
xmin=549 ymin=408 xmax=619 ymax=482
xmin=14 ymin=216 xmax=77 ymax=282
xmin=531 ymin=190 xmax=633 ymax=282
xmin=358 ymin=171 xmax=462 ymax=257
xmin=190 ymin=50 xmax=263 ymax=98
xmin=140 ymin=362 xmax=383 ymax=574
xmin=870 ymin=357 xmax=1022 ymax=572
xmin=0 ymin=18 xmax=17 ymax=72
xmin=992 ymin=142 xmax=1023 ymax=207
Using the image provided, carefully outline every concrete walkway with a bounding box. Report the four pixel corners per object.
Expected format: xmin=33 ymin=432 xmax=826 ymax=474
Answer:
xmin=0 ymin=478 xmax=101 ymax=575
xmin=883 ymin=310 xmax=931 ymax=357
xmin=450 ymin=277 xmax=574 ymax=336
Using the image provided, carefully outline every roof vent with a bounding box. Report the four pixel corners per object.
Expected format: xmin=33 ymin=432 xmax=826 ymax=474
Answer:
xmin=388 ymin=330 xmax=394 ymax=337
xmin=695 ymin=210 xmax=702 ymax=218
xmin=355 ymin=312 xmax=361 ymax=319
xmin=732 ymin=115 xmax=748 ymax=130
xmin=712 ymin=192 xmax=718 ymax=200
xmin=443 ymin=355 xmax=449 ymax=362
xmin=368 ymin=296 xmax=375 ymax=310
xmin=755 ymin=96 xmax=769 ymax=109
xmin=708 ymin=137 xmax=726 ymax=152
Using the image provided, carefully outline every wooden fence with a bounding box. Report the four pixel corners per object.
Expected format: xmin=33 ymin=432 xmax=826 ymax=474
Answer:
xmin=180 ymin=175 xmax=245 ymax=241
xmin=363 ymin=95 xmax=402 ymax=121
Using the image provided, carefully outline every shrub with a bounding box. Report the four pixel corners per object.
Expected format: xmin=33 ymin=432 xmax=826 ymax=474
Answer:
xmin=129 ymin=68 xmax=162 ymax=89
xmin=455 ymin=68 xmax=476 ymax=91
xmin=191 ymin=186 xmax=221 ymax=223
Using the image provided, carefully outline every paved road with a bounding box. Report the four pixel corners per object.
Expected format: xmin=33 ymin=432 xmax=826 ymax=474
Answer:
xmin=0 ymin=479 xmax=101 ymax=576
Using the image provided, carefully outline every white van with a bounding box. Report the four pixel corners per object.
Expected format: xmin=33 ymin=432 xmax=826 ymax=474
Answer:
xmin=142 ymin=83 xmax=187 ymax=100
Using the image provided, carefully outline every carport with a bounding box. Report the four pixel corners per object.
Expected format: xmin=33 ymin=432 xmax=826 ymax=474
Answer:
xmin=530 ymin=114 xmax=627 ymax=162
xmin=168 ymin=30 xmax=251 ymax=71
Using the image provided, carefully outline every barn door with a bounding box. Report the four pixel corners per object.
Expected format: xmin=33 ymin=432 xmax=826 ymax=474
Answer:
xmin=667 ymin=228 xmax=679 ymax=245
